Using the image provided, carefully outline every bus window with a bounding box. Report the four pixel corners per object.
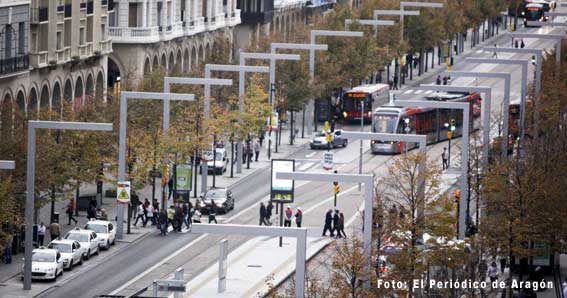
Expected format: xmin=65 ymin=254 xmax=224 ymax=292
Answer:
xmin=373 ymin=114 xmax=398 ymax=133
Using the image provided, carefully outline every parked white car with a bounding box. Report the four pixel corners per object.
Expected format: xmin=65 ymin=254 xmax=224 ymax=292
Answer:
xmin=23 ymin=248 xmax=64 ymax=281
xmin=64 ymin=228 xmax=99 ymax=260
xmin=48 ymin=239 xmax=84 ymax=270
xmin=84 ymin=220 xmax=116 ymax=250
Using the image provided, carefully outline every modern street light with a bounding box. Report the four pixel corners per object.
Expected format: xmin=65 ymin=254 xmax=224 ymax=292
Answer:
xmin=163 ymin=77 xmax=233 ymax=197
xmin=203 ymin=64 xmax=269 ymax=175
xmin=310 ymin=30 xmax=364 ymax=133
xmin=117 ymin=91 xmax=195 ymax=239
xmin=24 ymin=121 xmax=113 ymax=290
xmin=270 ymin=43 xmax=328 ymax=141
xmin=465 ymin=58 xmax=529 ymax=154
xmin=441 ymin=71 xmax=512 ymax=158
xmin=239 ymin=52 xmax=301 ymax=160
xmin=394 ymin=99 xmax=470 ymax=239
xmin=345 ymin=19 xmax=395 ymax=37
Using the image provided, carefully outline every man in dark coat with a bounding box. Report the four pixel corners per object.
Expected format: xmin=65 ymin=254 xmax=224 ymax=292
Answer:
xmin=266 ymin=201 xmax=274 ymax=225
xmin=174 ymin=203 xmax=184 ymax=232
xmin=332 ymin=209 xmax=340 ymax=238
xmin=322 ymin=209 xmax=333 ymax=237
xmin=259 ymin=202 xmax=269 ymax=226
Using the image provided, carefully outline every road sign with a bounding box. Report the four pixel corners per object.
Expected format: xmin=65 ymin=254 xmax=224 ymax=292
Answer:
xmin=323 ymin=152 xmax=334 ymax=170
xmin=149 ymin=169 xmax=161 ymax=178
xmin=175 ymin=164 xmax=192 ymax=191
xmin=270 ymin=159 xmax=295 ymax=203
xmin=116 ymin=181 xmax=131 ymax=204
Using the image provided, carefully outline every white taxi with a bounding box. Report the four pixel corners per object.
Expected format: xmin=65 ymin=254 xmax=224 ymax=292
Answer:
xmin=48 ymin=239 xmax=84 ymax=270
xmin=64 ymin=228 xmax=99 ymax=260
xmin=23 ymin=248 xmax=64 ymax=281
xmin=84 ymin=220 xmax=116 ymax=250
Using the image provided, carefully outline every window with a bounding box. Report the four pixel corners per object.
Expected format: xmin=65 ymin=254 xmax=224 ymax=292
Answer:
xmin=56 ymin=32 xmax=62 ymax=49
xmin=4 ymin=25 xmax=13 ymax=58
xmin=18 ymin=22 xmax=25 ymax=55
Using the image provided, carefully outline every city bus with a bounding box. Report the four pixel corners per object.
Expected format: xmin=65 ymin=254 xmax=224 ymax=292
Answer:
xmin=371 ymin=92 xmax=482 ymax=154
xmin=341 ymin=84 xmax=389 ymax=123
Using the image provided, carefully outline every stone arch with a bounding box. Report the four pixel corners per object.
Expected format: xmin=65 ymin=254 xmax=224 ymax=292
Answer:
xmin=15 ymin=89 xmax=26 ymax=124
xmin=107 ymin=56 xmax=123 ymax=89
xmin=205 ymin=42 xmax=212 ymax=60
xmin=192 ymin=46 xmax=198 ymax=69
xmin=168 ymin=51 xmax=175 ymax=74
xmin=28 ymin=87 xmax=38 ymax=119
xmin=176 ymin=49 xmax=182 ymax=73
xmin=199 ymin=44 xmax=205 ymax=61
xmin=75 ymin=75 xmax=84 ymax=108
xmin=86 ymin=73 xmax=94 ymax=103
xmin=183 ymin=48 xmax=190 ymax=73
xmin=52 ymin=81 xmax=62 ymax=115
xmin=1 ymin=92 xmax=13 ymax=138
xmin=39 ymin=83 xmax=50 ymax=112
xmin=95 ymin=71 xmax=105 ymax=101
xmin=144 ymin=56 xmax=151 ymax=74
xmin=153 ymin=55 xmax=159 ymax=70
xmin=161 ymin=53 xmax=167 ymax=70
xmin=64 ymin=78 xmax=73 ymax=105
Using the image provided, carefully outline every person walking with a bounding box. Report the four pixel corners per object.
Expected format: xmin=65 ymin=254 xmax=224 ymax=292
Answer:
xmin=492 ymin=44 xmax=498 ymax=58
xmin=284 ymin=206 xmax=293 ymax=227
xmin=37 ymin=222 xmax=46 ymax=246
xmin=332 ymin=209 xmax=340 ymax=238
xmin=175 ymin=203 xmax=184 ymax=232
xmin=258 ymin=131 xmax=265 ymax=147
xmin=146 ymin=204 xmax=155 ymax=226
xmin=266 ymin=201 xmax=274 ymax=225
xmin=254 ymin=139 xmax=261 ymax=162
xmin=183 ymin=202 xmax=191 ymax=230
xmin=259 ymin=202 xmax=269 ymax=226
xmin=337 ymin=213 xmax=347 ymax=238
xmin=158 ymin=209 xmax=168 ymax=236
xmin=520 ymin=39 xmax=525 ymax=48
xmin=134 ymin=203 xmax=146 ymax=226
xmin=561 ymin=281 xmax=567 ymax=298
xmin=49 ymin=220 xmax=60 ymax=241
xmin=167 ymin=205 xmax=175 ymax=231
xmin=322 ymin=209 xmax=333 ymax=236
xmin=295 ymin=208 xmax=303 ymax=228
xmin=442 ymin=147 xmax=449 ymax=170
xmin=392 ymin=75 xmax=399 ymax=90
xmin=3 ymin=236 xmax=12 ymax=264
xmin=208 ymin=200 xmax=218 ymax=224
xmin=436 ymin=75 xmax=441 ymax=85
xmin=488 ymin=261 xmax=499 ymax=283
xmin=192 ymin=208 xmax=202 ymax=223
xmin=65 ymin=200 xmax=77 ymax=225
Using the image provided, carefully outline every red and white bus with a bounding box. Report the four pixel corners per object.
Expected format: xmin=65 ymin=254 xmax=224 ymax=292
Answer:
xmin=340 ymin=84 xmax=389 ymax=123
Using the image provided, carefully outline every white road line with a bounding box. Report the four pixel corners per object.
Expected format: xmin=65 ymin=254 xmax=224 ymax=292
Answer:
xmin=424 ymin=90 xmax=433 ymax=94
xmin=306 ymin=152 xmax=317 ymax=158
xmin=297 ymin=162 xmax=314 ymax=171
xmin=404 ymin=89 xmax=414 ymax=94
xmin=414 ymin=90 xmax=423 ymax=94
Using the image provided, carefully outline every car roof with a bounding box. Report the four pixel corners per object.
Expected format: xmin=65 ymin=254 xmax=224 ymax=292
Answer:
xmin=50 ymin=239 xmax=77 ymax=245
xmin=86 ymin=220 xmax=110 ymax=225
xmin=67 ymin=228 xmax=94 ymax=235
xmin=33 ymin=248 xmax=58 ymax=254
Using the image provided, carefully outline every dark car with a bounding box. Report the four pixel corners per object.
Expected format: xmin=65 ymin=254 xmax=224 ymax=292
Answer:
xmin=309 ymin=129 xmax=348 ymax=149
xmin=197 ymin=188 xmax=234 ymax=214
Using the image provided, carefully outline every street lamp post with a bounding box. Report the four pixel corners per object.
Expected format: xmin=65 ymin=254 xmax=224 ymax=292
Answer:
xmin=344 ymin=19 xmax=395 ymax=37
xmin=163 ymin=77 xmax=233 ymax=197
xmin=204 ymin=63 xmax=269 ymax=175
xmin=117 ymin=91 xmax=195 ymax=239
xmin=24 ymin=121 xmax=113 ymax=290
xmin=310 ymin=30 xmax=364 ymax=133
xmin=441 ymin=71 xmax=512 ymax=158
xmin=393 ymin=99 xmax=470 ymax=239
xmin=239 ymin=52 xmax=301 ymax=160
xmin=269 ymin=43 xmax=328 ymax=142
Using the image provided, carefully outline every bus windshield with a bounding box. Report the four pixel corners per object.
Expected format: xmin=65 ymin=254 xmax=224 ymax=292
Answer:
xmin=373 ymin=114 xmax=398 ymax=133
xmin=343 ymin=93 xmax=371 ymax=111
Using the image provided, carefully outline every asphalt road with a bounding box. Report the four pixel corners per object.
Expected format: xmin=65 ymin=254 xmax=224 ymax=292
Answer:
xmin=28 ymin=21 xmax=563 ymax=298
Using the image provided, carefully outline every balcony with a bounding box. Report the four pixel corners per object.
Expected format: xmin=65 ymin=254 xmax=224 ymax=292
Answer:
xmin=79 ymin=43 xmax=93 ymax=58
xmin=99 ymin=39 xmax=112 ymax=53
xmin=228 ymin=10 xmax=241 ymax=26
xmin=108 ymin=26 xmax=161 ymax=43
xmin=30 ymin=51 xmax=48 ymax=68
xmin=30 ymin=7 xmax=49 ymax=23
xmin=240 ymin=10 xmax=274 ymax=24
xmin=0 ymin=55 xmax=30 ymax=77
xmin=56 ymin=47 xmax=71 ymax=64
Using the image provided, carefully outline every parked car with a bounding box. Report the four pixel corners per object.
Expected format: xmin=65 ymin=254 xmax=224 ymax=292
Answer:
xmin=23 ymin=248 xmax=64 ymax=281
xmin=200 ymin=149 xmax=229 ymax=174
xmin=48 ymin=239 xmax=84 ymax=270
xmin=84 ymin=220 xmax=116 ymax=250
xmin=197 ymin=188 xmax=235 ymax=214
xmin=309 ymin=129 xmax=348 ymax=149
xmin=64 ymin=228 xmax=99 ymax=260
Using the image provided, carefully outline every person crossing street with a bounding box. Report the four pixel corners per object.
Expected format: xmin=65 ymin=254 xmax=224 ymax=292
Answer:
xmin=295 ymin=208 xmax=303 ymax=228
xmin=284 ymin=206 xmax=292 ymax=227
xmin=322 ymin=209 xmax=333 ymax=236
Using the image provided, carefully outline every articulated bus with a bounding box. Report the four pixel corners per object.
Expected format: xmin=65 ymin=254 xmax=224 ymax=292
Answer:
xmin=341 ymin=84 xmax=389 ymax=123
xmin=371 ymin=92 xmax=482 ymax=154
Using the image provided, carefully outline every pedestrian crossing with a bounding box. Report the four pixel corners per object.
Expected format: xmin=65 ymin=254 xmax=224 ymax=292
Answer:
xmin=402 ymin=89 xmax=436 ymax=95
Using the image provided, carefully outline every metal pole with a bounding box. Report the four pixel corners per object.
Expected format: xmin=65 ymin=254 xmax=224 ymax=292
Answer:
xmin=502 ymin=77 xmax=510 ymax=158
xmin=174 ymin=268 xmax=184 ymax=298
xmin=23 ymin=127 xmax=36 ymax=290
xmin=237 ymin=57 xmax=245 ymax=174
xmin=482 ymin=93 xmax=491 ymax=167
xmin=117 ymin=94 xmax=127 ymax=239
xmin=358 ymin=100 xmax=363 ymax=190
xmin=218 ymin=239 xmax=228 ymax=293
xmin=295 ymin=229 xmax=307 ymax=298
xmin=461 ymin=106 xmax=470 ymax=239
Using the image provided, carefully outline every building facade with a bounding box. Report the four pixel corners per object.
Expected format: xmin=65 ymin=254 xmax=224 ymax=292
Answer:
xmin=107 ymin=0 xmax=241 ymax=86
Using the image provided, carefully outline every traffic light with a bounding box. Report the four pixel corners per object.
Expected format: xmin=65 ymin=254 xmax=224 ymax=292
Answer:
xmin=334 ymin=184 xmax=340 ymax=194
xmin=162 ymin=164 xmax=170 ymax=186
xmin=450 ymin=118 xmax=456 ymax=132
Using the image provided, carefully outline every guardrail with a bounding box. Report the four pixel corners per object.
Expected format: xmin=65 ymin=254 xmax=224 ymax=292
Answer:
xmin=0 ymin=55 xmax=29 ymax=75
xmin=30 ymin=51 xmax=48 ymax=67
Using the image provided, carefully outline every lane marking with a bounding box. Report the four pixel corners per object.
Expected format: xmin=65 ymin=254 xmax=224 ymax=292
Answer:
xmin=298 ymin=162 xmax=314 ymax=171
xmin=305 ymin=152 xmax=316 ymax=158
xmin=404 ymin=89 xmax=414 ymax=94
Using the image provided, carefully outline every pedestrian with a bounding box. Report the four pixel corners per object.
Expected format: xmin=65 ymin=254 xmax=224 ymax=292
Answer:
xmin=332 ymin=209 xmax=340 ymax=238
xmin=442 ymin=76 xmax=448 ymax=85
xmin=49 ymin=220 xmax=60 ymax=241
xmin=143 ymin=198 xmax=150 ymax=220
xmin=499 ymin=256 xmax=507 ymax=273
xmin=152 ymin=198 xmax=159 ymax=213
xmin=442 ymin=147 xmax=449 ymax=170
xmin=146 ymin=204 xmax=155 ymax=226
xmin=488 ymin=261 xmax=499 ymax=283
xmin=242 ymin=141 xmax=247 ymax=164
xmin=295 ymin=207 xmax=303 ymax=228
xmin=175 ymin=203 xmax=184 ymax=232
xmin=520 ymin=39 xmax=525 ymax=48
xmin=247 ymin=142 xmax=254 ymax=163
xmin=561 ymin=281 xmax=567 ymax=298
xmin=65 ymin=200 xmax=78 ymax=225
xmin=446 ymin=76 xmax=452 ymax=85
xmin=259 ymin=131 xmax=265 ymax=147
xmin=192 ymin=208 xmax=202 ymax=223
xmin=284 ymin=206 xmax=292 ymax=227
xmin=259 ymin=202 xmax=269 ymax=226
xmin=322 ymin=209 xmax=333 ymax=236
xmin=158 ymin=209 xmax=168 ymax=236
xmin=3 ymin=236 xmax=12 ymax=264
xmin=167 ymin=205 xmax=175 ymax=230
xmin=183 ymin=201 xmax=191 ymax=230
xmin=37 ymin=222 xmax=46 ymax=247
xmin=254 ymin=139 xmax=261 ymax=162
xmin=392 ymin=75 xmax=398 ymax=90
xmin=266 ymin=201 xmax=274 ymax=225
xmin=208 ymin=200 xmax=218 ymax=224
xmin=388 ymin=79 xmax=393 ymax=90
xmin=436 ymin=75 xmax=441 ymax=85
xmin=337 ymin=212 xmax=347 ymax=238
xmin=492 ymin=44 xmax=498 ymax=58
xmin=514 ymin=40 xmax=519 ymax=48
xmin=134 ymin=203 xmax=146 ymax=226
